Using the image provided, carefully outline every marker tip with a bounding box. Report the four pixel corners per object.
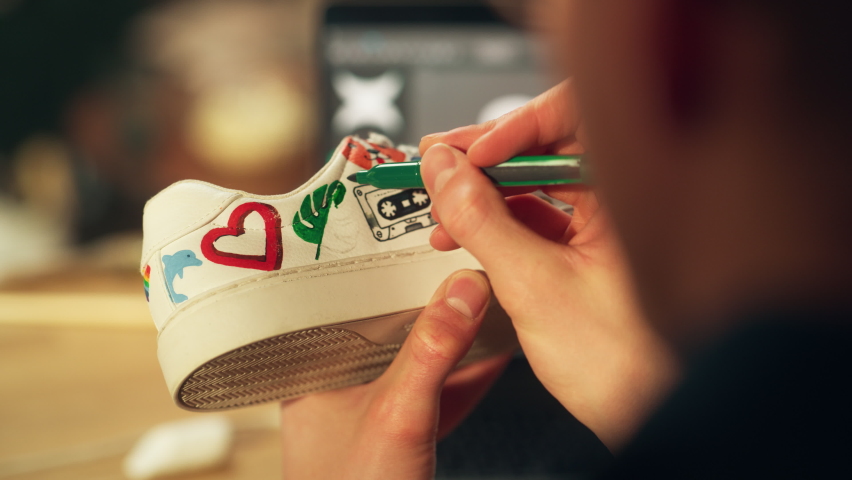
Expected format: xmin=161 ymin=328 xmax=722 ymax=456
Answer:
xmin=346 ymin=173 xmax=358 ymax=183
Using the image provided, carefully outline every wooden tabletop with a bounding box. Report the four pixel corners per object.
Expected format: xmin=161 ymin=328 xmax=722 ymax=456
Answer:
xmin=0 ymin=272 xmax=281 ymax=479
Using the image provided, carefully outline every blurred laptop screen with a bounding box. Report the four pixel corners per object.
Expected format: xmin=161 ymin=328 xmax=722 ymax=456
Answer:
xmin=322 ymin=5 xmax=550 ymax=153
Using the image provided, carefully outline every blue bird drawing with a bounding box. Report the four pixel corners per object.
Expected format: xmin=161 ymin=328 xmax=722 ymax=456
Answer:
xmin=162 ymin=250 xmax=203 ymax=304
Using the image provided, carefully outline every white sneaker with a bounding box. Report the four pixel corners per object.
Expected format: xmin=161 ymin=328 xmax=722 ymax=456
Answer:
xmin=141 ymin=134 xmax=518 ymax=411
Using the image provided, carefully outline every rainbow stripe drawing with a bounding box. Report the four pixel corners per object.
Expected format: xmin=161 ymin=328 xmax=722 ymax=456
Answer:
xmin=143 ymin=265 xmax=151 ymax=301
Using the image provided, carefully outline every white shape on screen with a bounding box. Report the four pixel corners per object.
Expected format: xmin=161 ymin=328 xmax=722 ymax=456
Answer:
xmin=477 ymin=94 xmax=535 ymax=125
xmin=472 ymin=39 xmax=521 ymax=66
xmin=333 ymin=70 xmax=404 ymax=135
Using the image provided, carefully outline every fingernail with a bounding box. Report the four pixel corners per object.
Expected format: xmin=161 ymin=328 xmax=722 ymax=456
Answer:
xmin=421 ymin=144 xmax=457 ymax=194
xmin=445 ymin=271 xmax=490 ymax=321
xmin=420 ymin=132 xmax=446 ymax=143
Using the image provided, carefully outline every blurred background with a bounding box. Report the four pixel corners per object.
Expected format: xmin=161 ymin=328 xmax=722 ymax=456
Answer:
xmin=0 ymin=1 xmax=610 ymax=478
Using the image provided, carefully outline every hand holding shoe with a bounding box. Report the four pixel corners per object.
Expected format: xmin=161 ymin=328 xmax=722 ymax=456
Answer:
xmin=280 ymin=271 xmax=511 ymax=480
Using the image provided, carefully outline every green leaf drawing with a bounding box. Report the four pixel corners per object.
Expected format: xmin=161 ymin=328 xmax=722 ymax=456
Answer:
xmin=293 ymin=181 xmax=347 ymax=260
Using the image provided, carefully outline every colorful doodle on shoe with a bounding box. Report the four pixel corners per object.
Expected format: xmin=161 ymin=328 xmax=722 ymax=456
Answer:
xmin=293 ymin=181 xmax=346 ymax=260
xmin=341 ymin=138 xmax=407 ymax=170
xmin=354 ymin=186 xmax=436 ymax=241
xmin=162 ymin=251 xmax=202 ymax=304
xmin=201 ymin=202 xmax=284 ymax=271
xmin=142 ymin=265 xmax=151 ymax=301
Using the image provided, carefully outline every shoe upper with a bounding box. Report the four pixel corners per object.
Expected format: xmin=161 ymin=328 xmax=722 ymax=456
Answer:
xmin=140 ymin=134 xmax=437 ymax=331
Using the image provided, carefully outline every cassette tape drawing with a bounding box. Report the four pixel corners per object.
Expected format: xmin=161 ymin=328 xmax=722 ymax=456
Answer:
xmin=354 ymin=185 xmax=437 ymax=241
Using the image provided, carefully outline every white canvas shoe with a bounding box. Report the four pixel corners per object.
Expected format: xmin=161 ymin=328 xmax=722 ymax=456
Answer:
xmin=141 ymin=133 xmax=518 ymax=411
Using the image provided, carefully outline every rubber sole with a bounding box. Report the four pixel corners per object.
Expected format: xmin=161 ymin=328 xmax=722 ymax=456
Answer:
xmin=180 ymin=327 xmax=402 ymax=410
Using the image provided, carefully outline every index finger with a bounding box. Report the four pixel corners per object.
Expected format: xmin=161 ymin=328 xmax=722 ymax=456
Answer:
xmin=420 ymin=80 xmax=582 ymax=167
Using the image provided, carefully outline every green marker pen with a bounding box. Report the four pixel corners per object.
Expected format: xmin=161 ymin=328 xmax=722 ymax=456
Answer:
xmin=346 ymin=155 xmax=586 ymax=189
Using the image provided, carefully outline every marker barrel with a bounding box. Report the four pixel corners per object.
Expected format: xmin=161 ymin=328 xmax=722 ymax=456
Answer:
xmin=354 ymin=155 xmax=585 ymax=189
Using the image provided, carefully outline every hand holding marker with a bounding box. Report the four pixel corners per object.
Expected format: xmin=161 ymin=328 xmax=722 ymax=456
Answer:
xmin=347 ymin=155 xmax=587 ymax=189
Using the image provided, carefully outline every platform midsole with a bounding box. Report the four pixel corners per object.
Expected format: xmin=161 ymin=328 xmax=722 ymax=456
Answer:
xmin=157 ymin=248 xmax=487 ymax=395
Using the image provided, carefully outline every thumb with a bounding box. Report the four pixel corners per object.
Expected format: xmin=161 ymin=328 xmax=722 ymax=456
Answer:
xmin=420 ymin=144 xmax=562 ymax=288
xmin=375 ymin=270 xmax=491 ymax=429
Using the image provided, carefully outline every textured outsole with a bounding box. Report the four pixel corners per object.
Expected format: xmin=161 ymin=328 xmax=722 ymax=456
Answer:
xmin=178 ymin=327 xmax=401 ymax=410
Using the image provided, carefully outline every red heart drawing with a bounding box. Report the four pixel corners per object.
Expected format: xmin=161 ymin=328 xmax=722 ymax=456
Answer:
xmin=201 ymin=202 xmax=283 ymax=271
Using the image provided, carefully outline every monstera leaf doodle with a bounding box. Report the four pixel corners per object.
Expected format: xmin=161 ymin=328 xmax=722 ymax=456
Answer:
xmin=293 ymin=181 xmax=347 ymax=260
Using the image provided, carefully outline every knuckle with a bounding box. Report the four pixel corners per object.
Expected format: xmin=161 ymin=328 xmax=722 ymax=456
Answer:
xmin=533 ymin=99 xmax=556 ymax=146
xmin=367 ymin=390 xmax=406 ymax=426
xmin=408 ymin=305 xmax=468 ymax=366
xmin=382 ymin=421 xmax=431 ymax=447
xmin=367 ymin=392 xmax=432 ymax=445
xmin=479 ymin=116 xmax=501 ymax=131
xmin=442 ymin=182 xmax=494 ymax=243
